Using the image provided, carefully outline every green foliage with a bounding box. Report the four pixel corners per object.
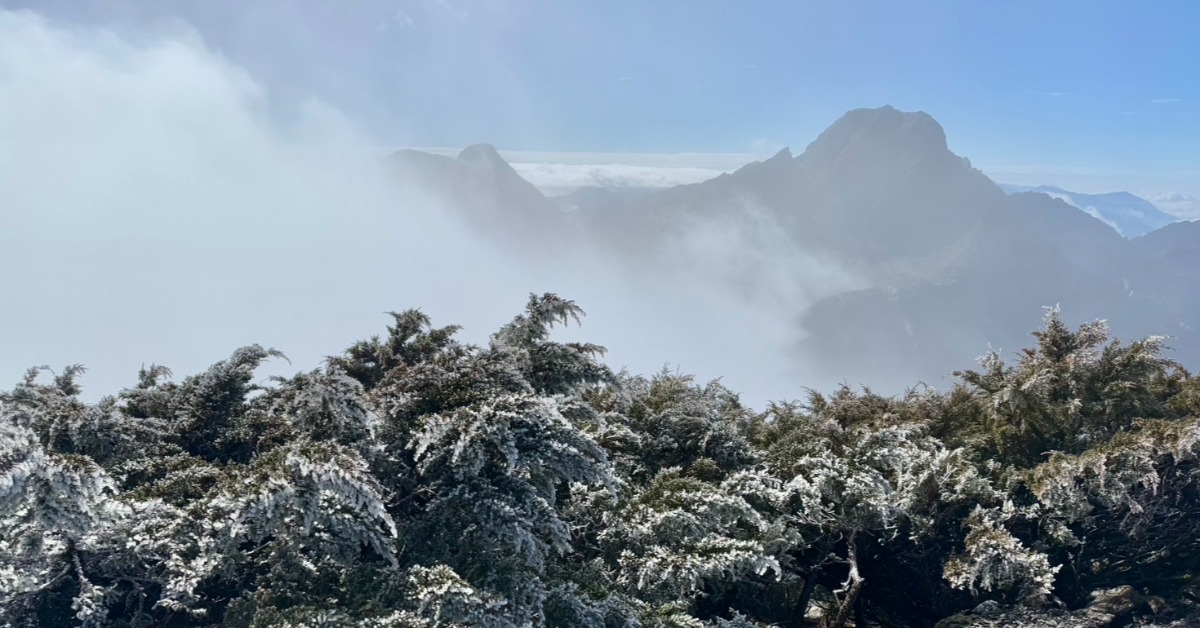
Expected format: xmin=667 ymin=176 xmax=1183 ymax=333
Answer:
xmin=2 ymin=299 xmax=1198 ymax=626
xmin=955 ymin=307 xmax=1182 ymax=469
xmin=172 ymin=345 xmax=288 ymax=463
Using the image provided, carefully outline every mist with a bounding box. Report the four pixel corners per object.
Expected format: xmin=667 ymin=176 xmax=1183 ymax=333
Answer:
xmin=0 ymin=9 xmax=855 ymax=408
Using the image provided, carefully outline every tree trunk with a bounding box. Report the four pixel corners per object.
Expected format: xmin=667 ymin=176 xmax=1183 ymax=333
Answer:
xmin=791 ymin=566 xmax=821 ymax=628
xmin=832 ymin=533 xmax=865 ymax=628
xmin=793 ymin=538 xmax=835 ymax=627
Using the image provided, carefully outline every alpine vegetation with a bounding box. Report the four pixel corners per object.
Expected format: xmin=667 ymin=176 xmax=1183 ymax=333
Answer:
xmin=3 ymin=295 xmax=1199 ymax=627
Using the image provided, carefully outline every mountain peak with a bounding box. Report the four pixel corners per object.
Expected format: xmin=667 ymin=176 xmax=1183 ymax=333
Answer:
xmin=802 ymin=106 xmax=950 ymax=166
xmin=457 ymin=143 xmax=505 ymax=165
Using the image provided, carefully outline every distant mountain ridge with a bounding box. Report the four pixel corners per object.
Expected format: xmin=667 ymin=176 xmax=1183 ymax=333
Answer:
xmin=387 ymin=107 xmax=1200 ymax=390
xmin=998 ymin=183 xmax=1180 ymax=237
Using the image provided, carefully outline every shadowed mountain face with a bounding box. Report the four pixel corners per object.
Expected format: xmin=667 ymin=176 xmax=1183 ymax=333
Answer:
xmin=1135 ymin=219 xmax=1200 ymax=269
xmin=578 ymin=107 xmax=1015 ymax=286
xmin=389 ymin=107 xmax=1200 ymax=390
xmin=389 ymin=144 xmax=569 ymax=256
xmin=1131 ymin=221 xmax=1200 ymax=336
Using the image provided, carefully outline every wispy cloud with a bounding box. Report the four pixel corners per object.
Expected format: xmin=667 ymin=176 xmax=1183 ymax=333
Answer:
xmin=512 ymin=162 xmax=727 ymax=193
xmin=378 ymin=9 xmax=415 ymax=31
xmin=1144 ymin=191 xmax=1200 ymax=220
xmin=1025 ymin=90 xmax=1067 ymax=97
xmin=1149 ymin=98 xmax=1182 ymax=104
xmin=435 ymin=0 xmax=470 ymax=22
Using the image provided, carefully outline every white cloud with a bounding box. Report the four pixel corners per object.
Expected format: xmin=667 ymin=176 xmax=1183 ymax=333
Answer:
xmin=1149 ymin=98 xmax=1182 ymax=104
xmin=0 ymin=8 xmax=846 ymax=407
xmin=0 ymin=9 xmax=505 ymax=398
xmin=1144 ymin=191 xmax=1200 ymax=220
xmin=511 ymin=162 xmax=728 ymax=193
xmin=389 ymin=147 xmax=765 ymax=193
xmin=385 ymin=9 xmax=415 ymax=30
xmin=434 ymin=0 xmax=470 ymax=22
xmin=401 ymin=147 xmax=762 ymax=170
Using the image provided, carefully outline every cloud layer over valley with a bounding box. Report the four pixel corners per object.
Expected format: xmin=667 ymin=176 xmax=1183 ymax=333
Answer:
xmin=0 ymin=9 xmax=847 ymax=406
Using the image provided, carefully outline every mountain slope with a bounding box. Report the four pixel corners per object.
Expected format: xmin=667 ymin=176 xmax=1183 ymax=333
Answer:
xmin=390 ymin=144 xmax=567 ymax=252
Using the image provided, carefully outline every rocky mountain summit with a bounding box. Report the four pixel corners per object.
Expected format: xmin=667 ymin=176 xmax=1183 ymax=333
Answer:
xmin=390 ymin=107 xmax=1200 ymax=389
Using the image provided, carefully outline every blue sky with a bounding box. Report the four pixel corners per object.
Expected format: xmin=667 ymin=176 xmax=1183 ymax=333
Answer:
xmin=6 ymin=0 xmax=1197 ymax=194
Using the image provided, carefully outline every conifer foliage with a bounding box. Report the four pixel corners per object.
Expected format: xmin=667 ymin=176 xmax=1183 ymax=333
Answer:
xmin=2 ymin=297 xmax=1198 ymax=626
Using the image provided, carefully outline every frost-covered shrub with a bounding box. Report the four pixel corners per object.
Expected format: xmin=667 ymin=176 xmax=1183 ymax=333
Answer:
xmin=2 ymin=299 xmax=1197 ymax=627
xmin=943 ymin=505 xmax=1060 ymax=600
